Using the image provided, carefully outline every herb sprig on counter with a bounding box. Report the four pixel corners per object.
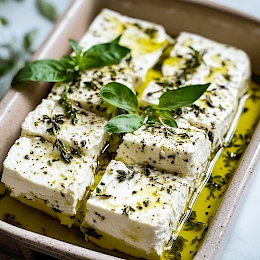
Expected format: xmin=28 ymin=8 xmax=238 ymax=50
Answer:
xmin=12 ymin=37 xmax=130 ymax=85
xmin=99 ymin=82 xmax=210 ymax=133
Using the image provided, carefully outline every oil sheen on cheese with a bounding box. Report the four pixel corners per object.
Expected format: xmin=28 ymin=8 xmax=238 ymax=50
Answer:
xmin=0 ymin=80 xmax=259 ymax=259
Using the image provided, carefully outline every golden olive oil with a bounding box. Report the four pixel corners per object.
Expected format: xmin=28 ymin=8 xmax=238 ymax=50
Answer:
xmin=0 ymin=79 xmax=259 ymax=259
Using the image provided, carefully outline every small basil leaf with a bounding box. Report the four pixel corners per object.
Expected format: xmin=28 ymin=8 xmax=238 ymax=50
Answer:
xmin=36 ymin=0 xmax=58 ymax=22
xmin=79 ymin=42 xmax=130 ymax=70
xmin=60 ymin=55 xmax=77 ymax=69
xmin=99 ymin=82 xmax=138 ymax=113
xmin=104 ymin=114 xmax=143 ymax=133
xmin=69 ymin=39 xmax=82 ymax=56
xmin=23 ymin=29 xmax=37 ymax=50
xmin=159 ymin=111 xmax=178 ymax=128
xmin=111 ymin=35 xmax=121 ymax=44
xmin=12 ymin=60 xmax=71 ymax=84
xmin=158 ymin=83 xmax=210 ymax=111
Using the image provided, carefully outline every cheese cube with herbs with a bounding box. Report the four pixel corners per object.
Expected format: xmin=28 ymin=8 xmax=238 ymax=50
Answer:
xmin=21 ymin=99 xmax=109 ymax=160
xmin=79 ymin=8 xmax=168 ymax=86
xmin=49 ymin=9 xmax=169 ymax=117
xmin=48 ymin=65 xmax=134 ymax=118
xmin=162 ymin=32 xmax=251 ymax=98
xmin=178 ymin=86 xmax=238 ymax=149
xmin=140 ymin=31 xmax=249 ymax=148
xmin=2 ymin=137 xmax=96 ymax=227
xmin=140 ymin=79 xmax=238 ymax=149
xmin=81 ymin=160 xmax=193 ymax=259
xmin=116 ymin=123 xmax=211 ymax=182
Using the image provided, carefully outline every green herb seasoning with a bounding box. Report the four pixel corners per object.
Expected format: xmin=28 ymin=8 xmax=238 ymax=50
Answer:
xmin=99 ymin=81 xmax=210 ymax=133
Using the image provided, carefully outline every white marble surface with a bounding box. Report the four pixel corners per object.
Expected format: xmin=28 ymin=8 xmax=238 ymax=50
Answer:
xmin=0 ymin=0 xmax=260 ymax=259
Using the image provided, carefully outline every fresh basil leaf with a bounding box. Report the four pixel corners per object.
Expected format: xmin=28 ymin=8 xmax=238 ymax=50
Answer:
xmin=159 ymin=111 xmax=178 ymax=128
xmin=12 ymin=60 xmax=72 ymax=84
xmin=157 ymin=83 xmax=210 ymax=111
xmin=11 ymin=39 xmax=130 ymax=85
xmin=79 ymin=42 xmax=130 ymax=70
xmin=23 ymin=29 xmax=37 ymax=50
xmin=36 ymin=0 xmax=58 ymax=22
xmin=111 ymin=35 xmax=121 ymax=44
xmin=60 ymin=55 xmax=77 ymax=69
xmin=69 ymin=39 xmax=82 ymax=56
xmin=99 ymin=82 xmax=138 ymax=113
xmin=104 ymin=114 xmax=143 ymax=133
xmin=0 ymin=17 xmax=8 ymax=26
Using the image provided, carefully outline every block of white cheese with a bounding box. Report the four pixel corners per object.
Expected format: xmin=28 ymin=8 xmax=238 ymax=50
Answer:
xmin=80 ymin=8 xmax=168 ymax=86
xmin=140 ymin=80 xmax=238 ymax=149
xmin=178 ymin=86 xmax=238 ymax=149
xmin=162 ymin=32 xmax=251 ymax=98
xmin=49 ymin=9 xmax=169 ymax=116
xmin=116 ymin=123 xmax=211 ymax=182
xmin=2 ymin=137 xmax=95 ymax=227
xmin=81 ymin=160 xmax=193 ymax=259
xmin=140 ymin=32 xmax=249 ymax=148
xmin=48 ymin=65 xmax=134 ymax=118
xmin=21 ymin=99 xmax=109 ymax=161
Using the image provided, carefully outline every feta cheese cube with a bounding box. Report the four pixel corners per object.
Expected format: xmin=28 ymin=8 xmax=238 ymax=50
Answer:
xmin=2 ymin=137 xmax=95 ymax=227
xmin=140 ymin=80 xmax=238 ymax=149
xmin=140 ymin=32 xmax=249 ymax=148
xmin=178 ymin=86 xmax=238 ymax=149
xmin=48 ymin=66 xmax=134 ymax=118
xmin=116 ymin=124 xmax=211 ymax=181
xmin=81 ymin=160 xmax=193 ymax=259
xmin=49 ymin=9 xmax=169 ymax=117
xmin=21 ymin=99 xmax=109 ymax=161
xmin=80 ymin=9 xmax=168 ymax=86
xmin=162 ymin=32 xmax=251 ymax=98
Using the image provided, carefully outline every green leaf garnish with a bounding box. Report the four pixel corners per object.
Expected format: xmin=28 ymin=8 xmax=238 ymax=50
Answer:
xmin=157 ymin=83 xmax=210 ymax=111
xmin=104 ymin=114 xmax=143 ymax=133
xmin=69 ymin=39 xmax=82 ymax=57
xmin=79 ymin=42 xmax=130 ymax=70
xmin=12 ymin=39 xmax=130 ymax=85
xmin=100 ymin=82 xmax=209 ymax=133
xmin=110 ymin=35 xmax=121 ymax=44
xmin=36 ymin=0 xmax=58 ymax=22
xmin=159 ymin=111 xmax=178 ymax=128
xmin=12 ymin=60 xmax=73 ymax=84
xmin=99 ymin=82 xmax=138 ymax=113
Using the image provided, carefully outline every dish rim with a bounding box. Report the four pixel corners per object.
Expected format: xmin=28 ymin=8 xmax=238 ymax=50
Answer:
xmin=0 ymin=0 xmax=260 ymax=259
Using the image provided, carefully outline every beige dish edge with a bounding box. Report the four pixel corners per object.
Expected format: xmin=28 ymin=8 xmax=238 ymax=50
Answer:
xmin=0 ymin=0 xmax=260 ymax=259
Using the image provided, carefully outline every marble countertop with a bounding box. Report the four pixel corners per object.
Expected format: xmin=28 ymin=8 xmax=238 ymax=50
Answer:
xmin=0 ymin=0 xmax=259 ymax=259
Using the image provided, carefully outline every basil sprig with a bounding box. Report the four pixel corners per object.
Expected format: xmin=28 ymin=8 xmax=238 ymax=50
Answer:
xmin=100 ymin=82 xmax=138 ymax=113
xmin=100 ymin=82 xmax=210 ymax=133
xmin=12 ymin=38 xmax=130 ymax=85
xmin=156 ymin=83 xmax=210 ymax=111
xmin=99 ymin=82 xmax=143 ymax=133
xmin=104 ymin=114 xmax=144 ymax=133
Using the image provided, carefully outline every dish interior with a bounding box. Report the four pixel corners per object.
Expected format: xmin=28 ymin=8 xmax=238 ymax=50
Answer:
xmin=0 ymin=79 xmax=259 ymax=260
xmin=0 ymin=1 xmax=260 ymax=259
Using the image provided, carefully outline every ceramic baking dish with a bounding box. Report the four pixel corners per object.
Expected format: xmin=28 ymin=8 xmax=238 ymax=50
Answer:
xmin=0 ymin=0 xmax=259 ymax=259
